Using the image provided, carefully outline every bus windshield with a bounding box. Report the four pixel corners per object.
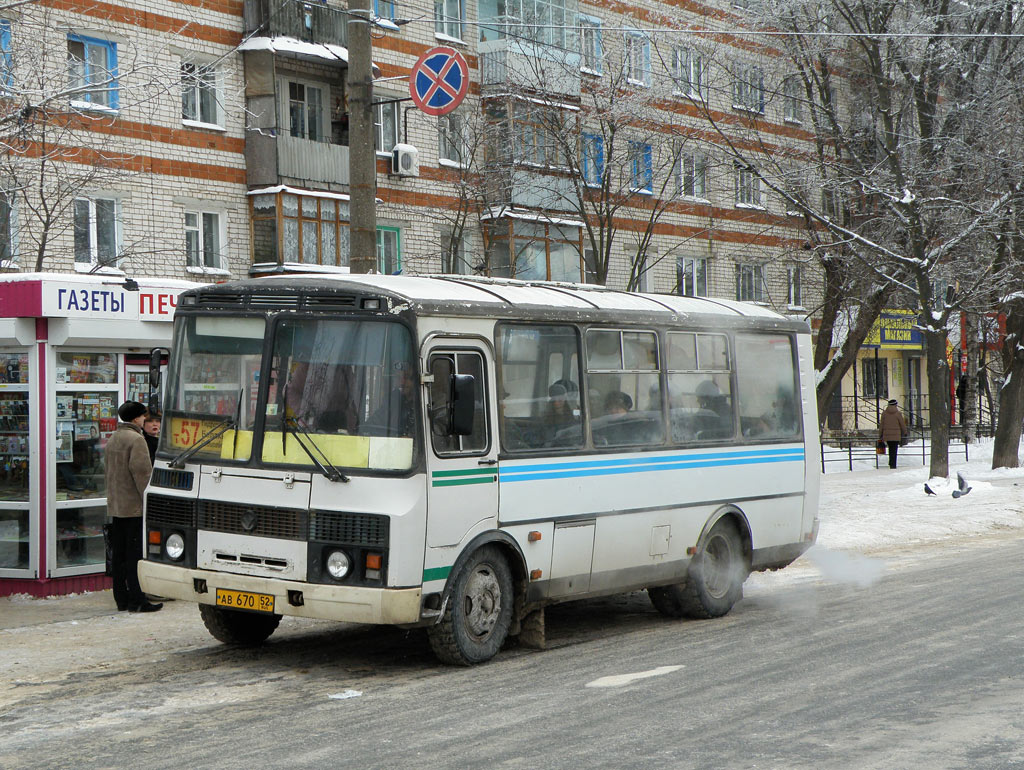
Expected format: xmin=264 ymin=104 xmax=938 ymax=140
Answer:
xmin=264 ymin=318 xmax=416 ymax=471
xmin=161 ymin=315 xmax=265 ymax=462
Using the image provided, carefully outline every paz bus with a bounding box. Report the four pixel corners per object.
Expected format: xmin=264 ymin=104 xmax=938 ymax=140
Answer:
xmin=138 ymin=274 xmax=820 ymax=665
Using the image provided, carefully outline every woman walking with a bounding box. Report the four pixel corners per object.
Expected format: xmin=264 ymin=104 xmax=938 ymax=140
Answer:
xmin=879 ymin=399 xmax=908 ymax=469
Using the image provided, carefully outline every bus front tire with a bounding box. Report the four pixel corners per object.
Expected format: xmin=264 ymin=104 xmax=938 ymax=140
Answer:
xmin=427 ymin=545 xmax=513 ymax=666
xmin=199 ymin=604 xmax=282 ymax=646
xmin=648 ymin=518 xmax=748 ymax=620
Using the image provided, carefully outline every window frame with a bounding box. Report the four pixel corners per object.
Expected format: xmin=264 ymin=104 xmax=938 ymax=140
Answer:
xmin=249 ymin=190 xmax=350 ymax=269
xmin=782 ymin=75 xmax=802 ymax=123
xmin=0 ymin=20 xmax=12 ymax=92
xmin=181 ymin=59 xmax=222 ymax=129
xmin=284 ymin=77 xmax=328 ymax=142
xmin=184 ymin=208 xmax=227 ymax=274
xmin=735 ymin=164 xmax=763 ymax=208
xmin=735 ymin=263 xmax=765 ymax=303
xmin=581 ymin=132 xmax=604 ymax=187
xmin=428 ymin=350 xmax=491 ymax=457
xmin=678 ymin=256 xmax=708 ymax=297
xmin=438 ymin=111 xmax=468 ymax=167
xmin=67 ymin=33 xmax=119 ymax=111
xmin=732 ymin=62 xmax=765 ymax=114
xmin=677 ymin=151 xmax=708 ymax=200
xmin=672 ymin=46 xmax=705 ymax=99
xmin=375 ymin=95 xmax=401 ymax=156
xmin=628 ymin=141 xmax=653 ymax=194
xmin=624 ymin=30 xmax=651 ymax=87
xmin=434 ymin=0 xmax=464 ymax=41
xmin=73 ymin=196 xmax=122 ymax=272
xmin=376 ymin=226 xmax=401 ymax=274
xmin=579 ymin=14 xmax=603 ymax=75
xmin=787 ymin=265 xmax=803 ymax=308
xmin=375 ymin=0 xmax=398 ymax=20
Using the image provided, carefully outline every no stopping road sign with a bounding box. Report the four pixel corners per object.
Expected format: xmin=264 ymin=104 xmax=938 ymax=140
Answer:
xmin=409 ymin=46 xmax=469 ymax=116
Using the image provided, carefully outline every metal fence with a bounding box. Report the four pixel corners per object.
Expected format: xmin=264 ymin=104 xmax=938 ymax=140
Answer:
xmin=821 ymin=431 xmax=970 ymax=473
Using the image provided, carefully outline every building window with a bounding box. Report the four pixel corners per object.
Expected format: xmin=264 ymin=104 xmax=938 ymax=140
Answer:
xmin=485 ymin=219 xmax=581 ymax=281
xmin=736 ymin=164 xmax=762 ymax=207
xmin=442 ymin=229 xmax=471 ymax=274
xmin=375 ymin=0 xmax=397 ymax=19
xmin=733 ymin=63 xmax=765 ymax=113
xmin=783 ymin=75 xmax=802 ymax=123
xmin=67 ymin=34 xmax=118 ymax=110
xmin=0 ymin=20 xmax=12 ymax=91
xmin=629 ymin=141 xmax=653 ymax=194
xmin=787 ymin=265 xmax=802 ymax=307
xmin=736 ymin=263 xmax=765 ymax=303
xmin=375 ymin=98 xmax=400 ymax=154
xmin=73 ymin=197 xmax=120 ymax=268
xmin=288 ymin=81 xmax=325 ymax=141
xmin=439 ymin=112 xmax=467 ymax=166
xmin=0 ymin=192 xmax=12 ymax=266
xmin=579 ymin=15 xmax=602 ymax=74
xmin=672 ymin=47 xmax=705 ymax=99
xmin=435 ymin=0 xmax=463 ymax=39
xmin=678 ymin=257 xmax=707 ymax=297
xmin=185 ymin=210 xmax=223 ymax=270
xmin=862 ymin=358 xmax=888 ymax=400
xmin=377 ymin=226 xmax=401 ymax=274
xmin=624 ymin=30 xmax=651 ymax=87
xmin=677 ymin=152 xmax=707 ymax=199
xmin=250 ymin=191 xmax=350 ymax=268
xmin=512 ymin=101 xmax=562 ymax=168
xmin=582 ymin=133 xmax=604 ymax=187
xmin=181 ymin=61 xmax=220 ymax=127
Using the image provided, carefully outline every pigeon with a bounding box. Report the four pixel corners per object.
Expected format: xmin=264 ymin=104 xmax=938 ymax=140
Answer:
xmin=924 ymin=483 xmax=936 ymax=496
xmin=953 ymin=472 xmax=973 ymax=498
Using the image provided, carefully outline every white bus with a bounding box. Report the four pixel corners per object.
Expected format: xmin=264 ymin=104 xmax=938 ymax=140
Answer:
xmin=139 ymin=274 xmax=819 ymax=665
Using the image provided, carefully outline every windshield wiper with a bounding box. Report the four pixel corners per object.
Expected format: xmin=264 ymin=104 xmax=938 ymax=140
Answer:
xmin=169 ymin=416 xmax=235 ymax=469
xmin=284 ymin=416 xmax=350 ymax=483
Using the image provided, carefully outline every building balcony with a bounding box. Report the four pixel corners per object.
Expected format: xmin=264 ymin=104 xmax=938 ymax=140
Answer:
xmin=479 ymin=38 xmax=581 ymax=100
xmin=485 ymin=166 xmax=579 ymax=214
xmin=247 ymin=131 xmax=350 ymax=189
xmin=243 ymin=0 xmax=347 ymax=48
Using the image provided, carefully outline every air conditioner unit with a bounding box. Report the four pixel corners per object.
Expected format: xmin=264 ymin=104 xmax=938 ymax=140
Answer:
xmin=392 ymin=143 xmax=419 ymax=177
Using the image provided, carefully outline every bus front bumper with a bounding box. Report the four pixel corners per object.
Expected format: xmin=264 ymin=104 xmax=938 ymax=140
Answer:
xmin=138 ymin=560 xmax=423 ymax=625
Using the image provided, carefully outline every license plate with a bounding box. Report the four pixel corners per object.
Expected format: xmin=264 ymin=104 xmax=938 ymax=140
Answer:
xmin=215 ymin=588 xmax=275 ymax=613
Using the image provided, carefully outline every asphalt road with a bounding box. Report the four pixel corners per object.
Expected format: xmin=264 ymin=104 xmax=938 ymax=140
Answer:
xmin=3 ymin=537 xmax=1024 ymax=770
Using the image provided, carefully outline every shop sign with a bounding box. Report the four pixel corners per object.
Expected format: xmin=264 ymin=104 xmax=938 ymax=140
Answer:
xmin=0 ymin=279 xmax=185 ymax=322
xmin=864 ymin=309 xmax=924 ymax=350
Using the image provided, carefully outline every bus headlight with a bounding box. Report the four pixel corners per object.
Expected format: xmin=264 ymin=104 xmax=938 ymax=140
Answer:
xmin=165 ymin=533 xmax=185 ymax=561
xmin=326 ymin=550 xmax=351 ymax=580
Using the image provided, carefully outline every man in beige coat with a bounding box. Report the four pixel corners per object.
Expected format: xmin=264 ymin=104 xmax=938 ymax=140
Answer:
xmin=105 ymin=401 xmax=161 ymax=612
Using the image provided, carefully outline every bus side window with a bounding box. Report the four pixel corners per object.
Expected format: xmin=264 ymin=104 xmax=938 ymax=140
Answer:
xmin=735 ymin=334 xmax=800 ymax=440
xmin=497 ymin=324 xmax=583 ymax=452
xmin=428 ymin=352 xmax=489 ymax=455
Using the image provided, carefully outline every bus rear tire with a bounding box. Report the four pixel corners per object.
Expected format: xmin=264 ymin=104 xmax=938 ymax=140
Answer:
xmin=199 ymin=604 xmax=282 ymax=646
xmin=648 ymin=518 xmax=747 ymax=619
xmin=427 ymin=545 xmax=513 ymax=666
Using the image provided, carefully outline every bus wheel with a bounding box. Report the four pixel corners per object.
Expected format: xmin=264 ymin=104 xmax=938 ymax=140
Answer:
xmin=199 ymin=604 xmax=282 ymax=646
xmin=428 ymin=545 xmax=513 ymax=666
xmin=648 ymin=518 xmax=748 ymax=619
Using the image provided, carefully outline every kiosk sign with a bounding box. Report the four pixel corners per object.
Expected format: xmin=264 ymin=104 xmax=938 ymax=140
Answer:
xmin=409 ymin=46 xmax=469 ymax=116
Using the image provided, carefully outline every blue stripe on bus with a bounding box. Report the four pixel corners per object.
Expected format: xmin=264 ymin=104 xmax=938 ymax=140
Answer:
xmin=498 ymin=448 xmax=804 ymax=483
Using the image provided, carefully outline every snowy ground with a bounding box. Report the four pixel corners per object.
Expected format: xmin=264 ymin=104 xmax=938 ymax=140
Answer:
xmin=747 ymin=437 xmax=1024 ymax=594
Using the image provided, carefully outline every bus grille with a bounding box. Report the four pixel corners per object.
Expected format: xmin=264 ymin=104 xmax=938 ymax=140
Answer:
xmin=310 ymin=511 xmax=389 ymax=546
xmin=147 ymin=495 xmax=198 ymax=528
xmin=198 ymin=501 xmax=307 ymax=541
xmin=150 ymin=468 xmax=194 ymax=491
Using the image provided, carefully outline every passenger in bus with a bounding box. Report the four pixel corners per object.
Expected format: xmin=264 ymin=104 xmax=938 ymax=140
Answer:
xmin=545 ymin=380 xmax=581 ymax=445
xmin=694 ymin=379 xmax=731 ymax=437
xmin=368 ymin=361 xmax=417 ymax=437
xmin=603 ymin=390 xmax=632 ymax=416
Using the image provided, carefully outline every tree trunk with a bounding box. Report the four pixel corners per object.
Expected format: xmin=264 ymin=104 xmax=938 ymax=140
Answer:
xmin=991 ymin=308 xmax=1024 ymax=469
xmin=924 ymin=327 xmax=950 ymax=479
xmin=964 ymin=314 xmax=978 ymax=443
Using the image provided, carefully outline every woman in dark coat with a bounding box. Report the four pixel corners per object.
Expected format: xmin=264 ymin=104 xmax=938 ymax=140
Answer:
xmin=879 ymin=399 xmax=908 ymax=469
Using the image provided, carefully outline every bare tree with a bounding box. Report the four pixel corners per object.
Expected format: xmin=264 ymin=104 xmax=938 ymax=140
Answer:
xmin=689 ymin=0 xmax=1023 ymax=477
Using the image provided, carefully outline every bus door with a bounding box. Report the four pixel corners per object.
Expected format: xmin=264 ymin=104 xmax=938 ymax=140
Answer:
xmin=424 ymin=344 xmax=498 ymax=548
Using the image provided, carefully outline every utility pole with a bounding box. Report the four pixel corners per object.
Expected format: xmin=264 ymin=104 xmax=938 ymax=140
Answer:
xmin=347 ymin=0 xmax=376 ymax=274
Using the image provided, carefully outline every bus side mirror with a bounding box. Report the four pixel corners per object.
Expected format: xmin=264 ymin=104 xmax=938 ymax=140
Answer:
xmin=148 ymin=347 xmax=168 ymax=412
xmin=450 ymin=374 xmax=476 ymax=436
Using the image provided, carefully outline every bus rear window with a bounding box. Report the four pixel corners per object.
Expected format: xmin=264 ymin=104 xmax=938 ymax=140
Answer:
xmin=735 ymin=334 xmax=800 ymax=439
